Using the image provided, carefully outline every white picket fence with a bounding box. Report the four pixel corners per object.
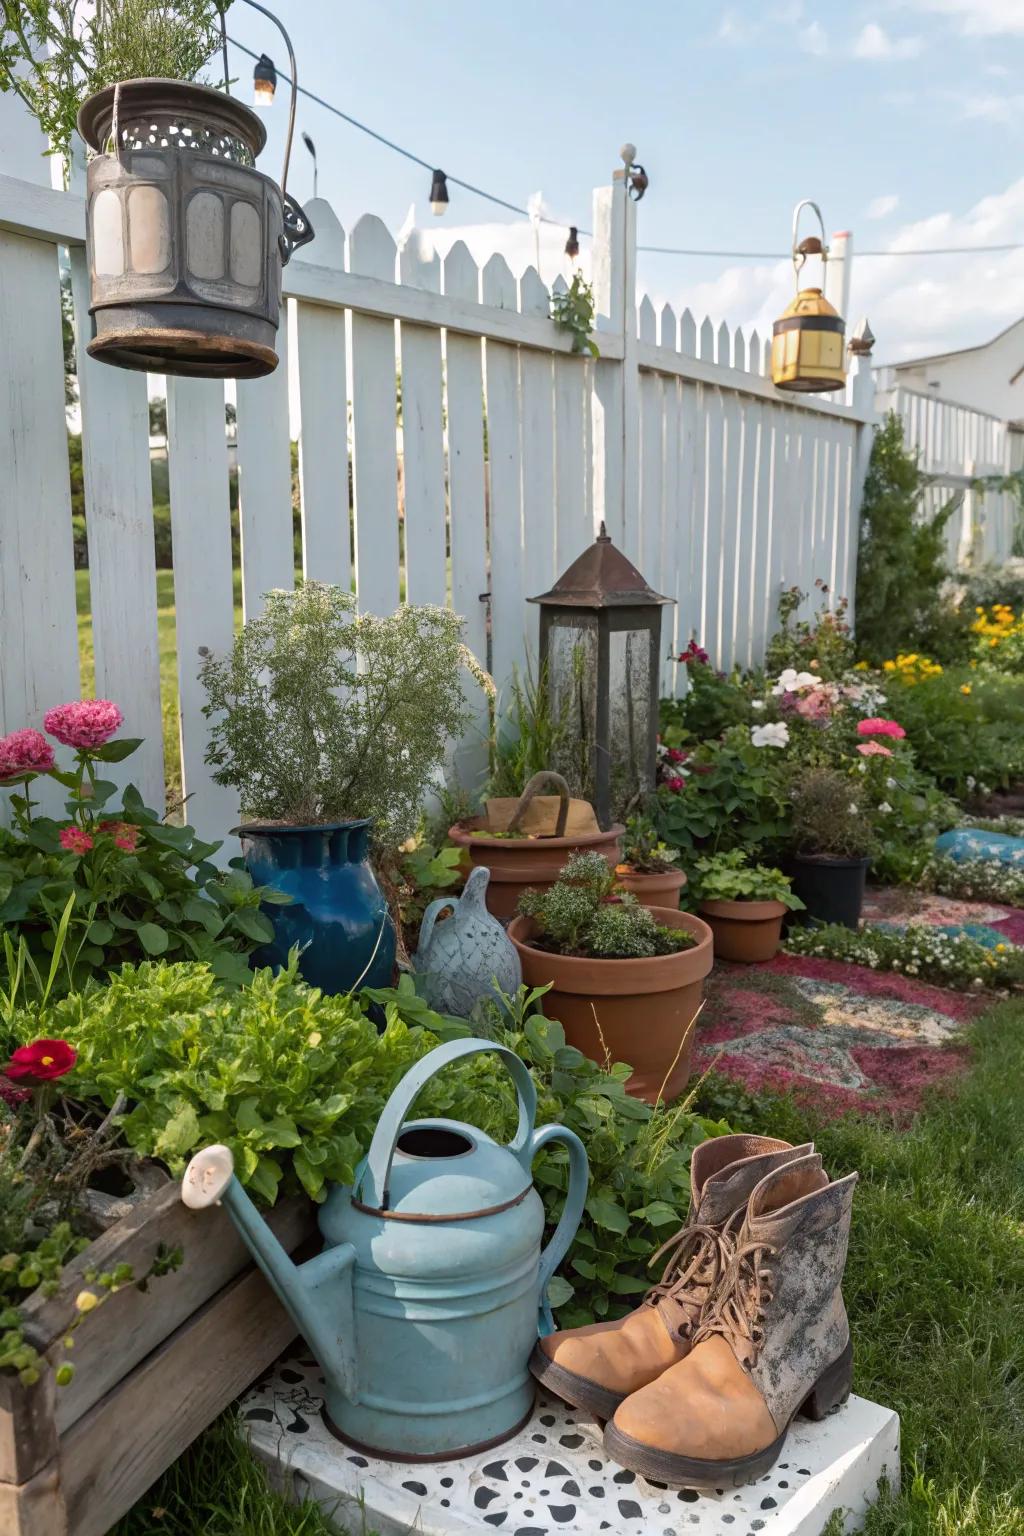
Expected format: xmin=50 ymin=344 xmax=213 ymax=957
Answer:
xmin=875 ymin=378 xmax=1024 ymax=568
xmin=0 ymin=148 xmax=875 ymax=843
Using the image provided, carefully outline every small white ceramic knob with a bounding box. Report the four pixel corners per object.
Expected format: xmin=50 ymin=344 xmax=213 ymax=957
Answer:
xmin=182 ymin=1144 xmax=235 ymax=1208
xmin=620 ymin=142 xmax=637 ymax=166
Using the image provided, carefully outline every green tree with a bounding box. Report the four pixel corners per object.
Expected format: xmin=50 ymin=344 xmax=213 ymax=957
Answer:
xmin=854 ymin=412 xmax=959 ymax=665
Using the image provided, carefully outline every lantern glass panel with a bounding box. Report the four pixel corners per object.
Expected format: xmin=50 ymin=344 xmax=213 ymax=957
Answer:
xmin=546 ymin=618 xmax=598 ymax=799
xmin=608 ymin=625 xmax=654 ymax=813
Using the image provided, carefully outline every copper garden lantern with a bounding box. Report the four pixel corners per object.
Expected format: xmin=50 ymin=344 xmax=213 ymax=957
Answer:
xmin=529 ymin=527 xmax=673 ymax=831
xmin=771 ymin=200 xmax=847 ymax=394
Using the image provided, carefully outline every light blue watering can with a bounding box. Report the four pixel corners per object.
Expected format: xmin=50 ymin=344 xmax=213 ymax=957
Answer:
xmin=182 ymin=1038 xmax=588 ymax=1460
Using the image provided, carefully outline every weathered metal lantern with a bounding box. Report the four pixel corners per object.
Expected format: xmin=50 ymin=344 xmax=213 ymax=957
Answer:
xmin=771 ymin=200 xmax=846 ymax=394
xmin=77 ymin=77 xmax=313 ymax=378
xmin=529 ymin=526 xmax=673 ymax=830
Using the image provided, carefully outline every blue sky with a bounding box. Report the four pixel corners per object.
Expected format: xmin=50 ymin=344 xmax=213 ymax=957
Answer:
xmin=229 ymin=0 xmax=1024 ymax=362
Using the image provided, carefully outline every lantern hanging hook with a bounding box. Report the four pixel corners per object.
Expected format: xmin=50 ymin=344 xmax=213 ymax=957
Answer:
xmin=790 ymin=198 xmax=828 ymax=285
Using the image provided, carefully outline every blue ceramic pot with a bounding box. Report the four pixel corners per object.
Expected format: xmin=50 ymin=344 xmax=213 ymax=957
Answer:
xmin=236 ymin=820 xmax=395 ymax=993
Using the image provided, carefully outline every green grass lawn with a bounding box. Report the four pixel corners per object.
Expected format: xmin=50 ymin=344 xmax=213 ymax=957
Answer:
xmin=698 ymin=999 xmax=1024 ymax=1536
xmin=112 ymin=998 xmax=1024 ymax=1534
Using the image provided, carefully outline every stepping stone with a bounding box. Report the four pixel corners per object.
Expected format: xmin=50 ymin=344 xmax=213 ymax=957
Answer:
xmin=241 ymin=1352 xmax=900 ymax=1535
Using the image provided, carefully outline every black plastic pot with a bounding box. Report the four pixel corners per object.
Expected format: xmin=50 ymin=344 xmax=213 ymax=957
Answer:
xmin=791 ymin=854 xmax=869 ymax=930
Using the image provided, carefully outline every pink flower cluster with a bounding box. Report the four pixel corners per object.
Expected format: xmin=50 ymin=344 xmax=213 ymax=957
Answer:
xmin=43 ymin=699 xmax=123 ymax=750
xmin=0 ymin=729 xmax=55 ymax=783
xmin=60 ymin=826 xmax=94 ymax=855
xmin=99 ymin=820 xmax=140 ymax=853
xmin=858 ymin=718 xmax=906 ymax=740
xmin=857 ymin=741 xmax=893 ymax=758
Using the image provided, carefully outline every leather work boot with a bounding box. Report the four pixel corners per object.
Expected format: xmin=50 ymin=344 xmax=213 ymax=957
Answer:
xmin=603 ymin=1153 xmax=857 ymax=1486
xmin=529 ymin=1134 xmax=814 ymax=1420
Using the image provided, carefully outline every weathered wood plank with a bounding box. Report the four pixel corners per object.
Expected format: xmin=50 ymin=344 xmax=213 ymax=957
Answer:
xmin=59 ymin=1261 xmax=303 ymax=1536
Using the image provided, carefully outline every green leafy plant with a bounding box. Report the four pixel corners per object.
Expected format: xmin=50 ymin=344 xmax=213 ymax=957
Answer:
xmin=855 ymin=412 xmax=961 ymax=667
xmin=0 ymin=0 xmax=232 ymax=162
xmin=660 ymin=654 xmax=753 ymax=745
xmin=919 ymin=854 xmax=1024 ymax=908
xmin=653 ymin=725 xmax=790 ymax=859
xmin=880 ymin=667 xmax=1024 ymax=799
xmin=518 ymin=851 xmax=693 ymax=959
xmin=550 ymin=272 xmax=599 ymax=357
xmin=764 ymin=583 xmax=855 ymax=681
xmin=619 ymin=813 xmax=679 ymax=873
xmin=785 ymin=921 xmax=1024 ymax=993
xmin=790 ymin=768 xmax=874 ymax=860
xmin=692 ymin=849 xmax=803 ymax=909
xmin=200 ymin=582 xmax=476 ymax=842
xmin=486 ymin=655 xmax=577 ymax=800
xmin=0 ymin=731 xmax=277 ymax=999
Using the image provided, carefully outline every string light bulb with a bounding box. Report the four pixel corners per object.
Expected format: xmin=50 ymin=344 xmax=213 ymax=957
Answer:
xmin=429 ymin=169 xmax=449 ymax=217
xmin=565 ymin=226 xmax=580 ymax=259
xmin=252 ymin=52 xmax=277 ymax=107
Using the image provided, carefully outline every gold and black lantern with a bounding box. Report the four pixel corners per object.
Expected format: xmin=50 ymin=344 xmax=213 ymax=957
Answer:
xmin=529 ymin=526 xmax=674 ymax=830
xmin=771 ymin=200 xmax=846 ymax=394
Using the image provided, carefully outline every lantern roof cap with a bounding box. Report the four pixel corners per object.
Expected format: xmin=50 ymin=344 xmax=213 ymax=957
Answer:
xmin=528 ymin=524 xmax=673 ymax=609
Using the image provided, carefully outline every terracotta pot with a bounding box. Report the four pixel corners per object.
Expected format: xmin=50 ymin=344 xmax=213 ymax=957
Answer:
xmin=699 ymin=897 xmax=787 ymax=963
xmin=508 ymin=908 xmax=713 ymax=1104
xmin=615 ymin=867 xmax=687 ymax=911
xmin=448 ymin=819 xmax=624 ymax=922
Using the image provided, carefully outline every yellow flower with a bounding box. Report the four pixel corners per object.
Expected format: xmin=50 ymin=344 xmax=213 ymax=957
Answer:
xmin=996 ymin=943 xmax=1006 ymax=952
xmin=75 ymin=1291 xmax=99 ymax=1314
xmin=853 ymin=660 xmax=869 ymax=671
xmin=960 ymin=684 xmax=972 ymax=695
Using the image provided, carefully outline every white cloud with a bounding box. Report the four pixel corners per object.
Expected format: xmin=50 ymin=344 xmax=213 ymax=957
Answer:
xmin=908 ymin=1 xmax=1024 ymax=35
xmin=798 ymin=20 xmax=828 ymax=54
xmin=853 ymin=23 xmax=924 ymax=59
xmin=866 ymin=194 xmax=900 ymax=220
xmin=716 ymin=10 xmax=757 ymax=44
xmin=960 ymin=92 xmax=1024 ymax=126
xmin=637 ymin=176 xmax=1024 ymax=366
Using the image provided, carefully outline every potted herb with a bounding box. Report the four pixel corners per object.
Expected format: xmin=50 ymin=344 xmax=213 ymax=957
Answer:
xmin=615 ymin=812 xmax=685 ymax=909
xmin=2 ymin=1 xmax=313 ymax=378
xmin=507 ymin=853 xmax=713 ymax=1103
xmin=199 ymin=582 xmax=472 ymax=993
xmin=694 ymin=849 xmax=804 ymax=963
xmin=789 ymin=768 xmax=874 ymax=929
xmin=449 ymin=772 xmax=623 ymax=922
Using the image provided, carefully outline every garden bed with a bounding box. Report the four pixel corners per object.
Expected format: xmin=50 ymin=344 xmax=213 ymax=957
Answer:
xmin=0 ymin=1183 xmax=314 ymax=1536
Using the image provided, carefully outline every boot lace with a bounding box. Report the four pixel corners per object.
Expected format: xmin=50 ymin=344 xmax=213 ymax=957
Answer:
xmin=692 ymin=1237 xmax=778 ymax=1365
xmin=642 ymin=1218 xmax=740 ymax=1337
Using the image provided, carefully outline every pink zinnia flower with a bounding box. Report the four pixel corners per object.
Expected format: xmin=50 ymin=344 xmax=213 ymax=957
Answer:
xmin=99 ymin=819 xmax=140 ymax=852
xmin=0 ymin=728 xmax=55 ymax=782
xmin=857 ymin=718 xmax=906 ymax=740
xmin=857 ymin=741 xmax=893 ymax=757
xmin=44 ymin=699 xmax=123 ymax=750
xmin=59 ymin=826 xmax=94 ymax=855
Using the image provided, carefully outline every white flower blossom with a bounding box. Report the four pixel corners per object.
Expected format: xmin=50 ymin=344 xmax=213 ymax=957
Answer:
xmin=751 ymin=699 xmax=766 ymax=711
xmin=770 ymin=667 xmax=821 ymax=696
xmin=750 ymin=721 xmax=790 ymax=749
xmin=878 ymin=801 xmax=893 ymax=815
xmin=886 ymin=777 xmax=898 ymax=790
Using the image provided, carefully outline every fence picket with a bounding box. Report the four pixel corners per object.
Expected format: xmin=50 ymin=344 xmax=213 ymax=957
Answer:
xmin=482 ymin=254 xmax=526 ymax=700
xmin=679 ymin=308 xmax=696 ymax=357
xmin=443 ymin=241 xmax=489 ymax=788
xmin=68 ymin=241 xmax=164 ymax=810
xmin=0 ymin=231 xmax=80 ymax=818
xmin=399 ymin=230 xmax=446 ymax=607
xmin=518 ymin=266 xmax=556 ymax=597
xmin=349 ymin=214 xmax=400 ymax=615
xmin=236 ymin=309 xmax=294 ymax=619
xmin=165 ymin=378 xmax=238 ymax=847
xmin=294 ymin=201 xmax=351 ymax=587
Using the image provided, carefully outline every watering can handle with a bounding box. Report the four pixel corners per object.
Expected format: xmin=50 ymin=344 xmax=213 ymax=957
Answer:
xmin=529 ymin=1122 xmax=589 ymax=1337
xmin=356 ymin=1038 xmax=538 ymax=1211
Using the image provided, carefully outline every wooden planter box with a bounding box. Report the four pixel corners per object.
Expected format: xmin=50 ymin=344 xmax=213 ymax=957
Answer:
xmin=0 ymin=1180 xmax=317 ymax=1536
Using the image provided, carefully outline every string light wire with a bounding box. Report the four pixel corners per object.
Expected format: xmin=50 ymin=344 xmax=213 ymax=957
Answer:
xmin=227 ymin=36 xmax=1024 ymax=262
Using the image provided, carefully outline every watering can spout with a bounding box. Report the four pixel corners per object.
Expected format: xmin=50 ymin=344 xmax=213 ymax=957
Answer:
xmin=182 ymin=1147 xmax=357 ymax=1399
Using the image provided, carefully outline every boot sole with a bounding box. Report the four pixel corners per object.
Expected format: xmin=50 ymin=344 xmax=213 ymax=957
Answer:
xmin=529 ymin=1341 xmax=627 ymax=1422
xmin=602 ymin=1337 xmax=853 ymax=1488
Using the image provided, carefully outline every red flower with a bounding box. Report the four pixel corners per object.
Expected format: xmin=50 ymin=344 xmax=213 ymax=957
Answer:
xmin=0 ymin=1079 xmax=31 ymax=1108
xmin=4 ymin=1039 xmax=77 ymax=1084
xmin=857 ymin=718 xmax=906 ymax=740
xmin=666 ymin=776 xmax=685 ymax=792
xmin=59 ymin=826 xmax=94 ymax=855
xmin=666 ymin=747 xmax=689 ymax=764
xmin=678 ymin=639 xmax=709 ymax=666
xmin=99 ymin=820 xmax=140 ymax=852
